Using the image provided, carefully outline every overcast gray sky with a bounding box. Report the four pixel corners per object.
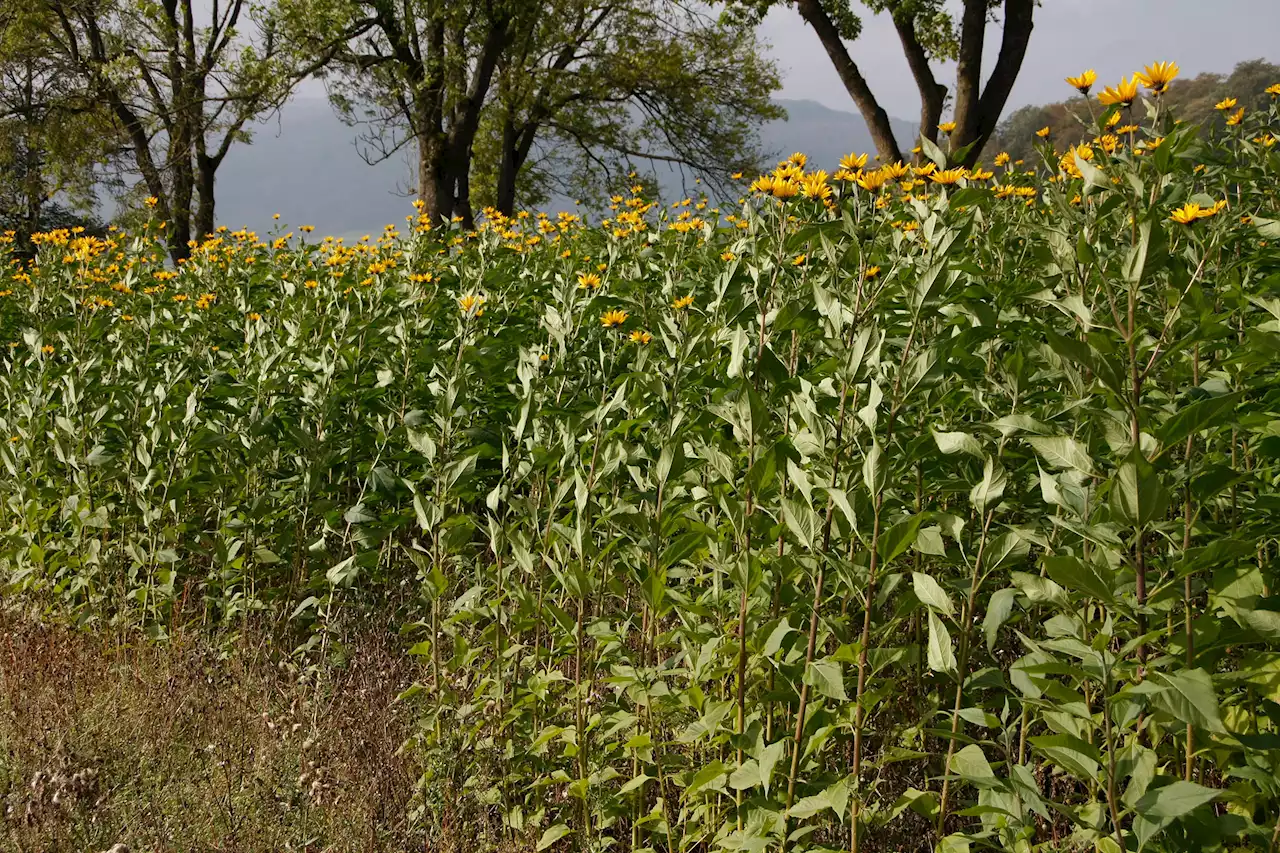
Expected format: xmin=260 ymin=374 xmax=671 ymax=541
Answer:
xmin=761 ymin=0 xmax=1280 ymax=118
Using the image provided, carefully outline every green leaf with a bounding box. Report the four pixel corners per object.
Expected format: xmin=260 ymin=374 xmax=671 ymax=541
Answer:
xmin=684 ymin=761 xmax=728 ymax=799
xmin=878 ymin=514 xmax=923 ymax=564
xmin=1026 ymin=435 xmax=1095 ymax=475
xmin=1157 ymin=392 xmax=1243 ymax=447
xmin=983 ymin=588 xmax=1017 ymax=652
xmin=862 ymin=441 xmax=885 ymax=495
xmin=912 ymin=571 xmax=955 ymax=616
xmin=950 ymin=744 xmax=995 ymax=785
xmin=1134 ymin=780 xmax=1220 ymax=819
xmin=933 ymin=428 xmax=983 ymax=457
xmin=789 ymin=779 xmax=849 ymax=819
xmin=1042 ymin=554 xmax=1115 ymax=602
xmin=1151 ymin=669 xmax=1226 ymax=733
xmin=757 ymin=739 xmax=786 ymax=796
xmin=927 ymin=611 xmax=956 ymax=673
xmin=919 ymin=133 xmax=947 ymax=168
xmin=914 ymin=525 xmax=947 ymax=556
xmin=805 ymin=658 xmax=847 ymax=701
xmin=1110 ymin=450 xmax=1169 ymax=527
xmin=1029 ymin=734 xmax=1100 ymax=783
xmin=659 ymin=531 xmax=707 ymax=570
xmin=764 ymin=617 xmax=795 ymax=657
xmin=969 ymin=456 xmax=1007 ymax=514
xmin=536 ymin=824 xmax=573 ymax=851
xmin=783 ymin=496 xmax=820 ymax=550
xmin=1074 ymin=150 xmax=1108 ymax=195
xmin=728 ymin=760 xmax=761 ymax=791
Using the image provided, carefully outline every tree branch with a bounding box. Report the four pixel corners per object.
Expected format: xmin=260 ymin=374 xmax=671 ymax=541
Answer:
xmin=794 ymin=0 xmax=902 ymax=163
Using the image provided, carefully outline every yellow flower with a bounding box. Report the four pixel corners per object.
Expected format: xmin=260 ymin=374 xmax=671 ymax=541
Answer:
xmin=1066 ymin=69 xmax=1097 ymax=94
xmin=731 ymin=171 xmax=744 ymax=179
xmin=247 ymin=312 xmax=262 ymax=321
xmin=539 ymin=353 xmax=550 ymax=362
xmin=938 ymin=121 xmax=956 ymax=134
xmin=800 ymin=171 xmax=832 ymax=201
xmin=787 ymin=152 xmax=807 ymax=168
xmin=1215 ymin=97 xmax=1237 ymax=111
xmin=144 ymin=196 xmax=159 ymax=208
xmin=458 ymin=293 xmax=486 ymax=316
xmin=864 ymin=266 xmax=881 ymax=279
xmin=856 ymin=169 xmax=891 ymax=192
xmin=1136 ymin=61 xmax=1179 ymax=93
xmin=770 ymin=179 xmax=799 ymax=200
xmin=42 ymin=345 xmax=55 ymax=355
xmin=792 ymin=253 xmax=807 ymax=266
xmin=1169 ymin=202 xmax=1203 ymax=224
xmin=840 ymin=152 xmax=868 ymax=171
xmin=721 ymin=251 xmax=736 ymax=261
xmin=914 ymin=163 xmax=937 ymax=177
xmin=629 ymin=330 xmax=653 ymax=344
xmin=1226 ymin=107 xmax=1245 ymax=126
xmin=994 ymin=152 xmax=1011 ymax=167
xmin=931 ymin=167 xmax=967 ymax=185
xmin=1200 ymin=199 xmax=1228 ymax=218
xmin=577 ymin=272 xmax=602 ymax=289
xmin=1058 ymin=144 xmax=1094 ymax=179
xmin=1035 ymin=126 xmax=1051 ymax=138
xmin=882 ymin=161 xmax=911 ymax=180
xmin=1097 ymin=77 xmax=1139 ymax=107
xmin=1104 ymin=111 xmax=1122 ymax=128
xmin=672 ymin=294 xmax=694 ymax=311
xmin=601 ymin=309 xmax=629 ymax=328
xmin=1268 ymin=83 xmax=1280 ymax=96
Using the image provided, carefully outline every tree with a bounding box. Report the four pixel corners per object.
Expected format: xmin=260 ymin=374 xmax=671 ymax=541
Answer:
xmin=0 ymin=6 xmax=119 ymax=254
xmin=286 ymin=0 xmax=781 ymax=225
xmin=474 ymin=2 xmax=782 ymax=216
xmin=35 ymin=0 xmax=327 ymax=261
xmin=730 ymin=0 xmax=1036 ymax=167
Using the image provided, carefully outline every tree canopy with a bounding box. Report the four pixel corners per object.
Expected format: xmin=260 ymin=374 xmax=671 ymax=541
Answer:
xmin=284 ymin=0 xmax=782 ymax=225
xmin=32 ymin=0 xmax=327 ymax=260
xmin=0 ymin=6 xmax=118 ymax=253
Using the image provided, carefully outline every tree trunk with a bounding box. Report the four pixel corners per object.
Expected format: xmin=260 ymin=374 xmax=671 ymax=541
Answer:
xmin=195 ymin=150 xmax=216 ymax=241
xmin=949 ymin=0 xmax=987 ymax=156
xmin=417 ymin=128 xmax=452 ymax=226
xmin=495 ymin=118 xmax=520 ymax=217
xmin=952 ymin=0 xmax=1036 ymax=167
xmin=892 ymin=13 xmax=947 ymax=159
xmin=795 ymin=0 xmax=902 ymax=164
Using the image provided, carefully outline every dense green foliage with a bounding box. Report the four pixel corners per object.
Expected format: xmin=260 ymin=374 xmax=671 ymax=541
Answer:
xmin=5 ymin=89 xmax=1280 ymax=853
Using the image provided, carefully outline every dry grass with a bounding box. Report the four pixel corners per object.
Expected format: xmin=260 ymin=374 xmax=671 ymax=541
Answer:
xmin=0 ymin=610 xmax=428 ymax=853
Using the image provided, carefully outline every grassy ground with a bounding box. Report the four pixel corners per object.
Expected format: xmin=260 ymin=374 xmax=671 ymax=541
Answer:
xmin=0 ymin=611 xmax=429 ymax=853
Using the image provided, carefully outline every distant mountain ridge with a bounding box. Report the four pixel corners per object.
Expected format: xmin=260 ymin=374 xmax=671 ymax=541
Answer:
xmin=209 ymin=97 xmax=915 ymax=239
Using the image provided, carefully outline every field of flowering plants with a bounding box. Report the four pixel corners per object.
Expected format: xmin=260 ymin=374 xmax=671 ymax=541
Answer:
xmin=4 ymin=80 xmax=1280 ymax=853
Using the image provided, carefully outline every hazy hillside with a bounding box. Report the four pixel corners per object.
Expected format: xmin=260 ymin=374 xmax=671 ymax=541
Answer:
xmin=209 ymin=97 xmax=915 ymax=239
